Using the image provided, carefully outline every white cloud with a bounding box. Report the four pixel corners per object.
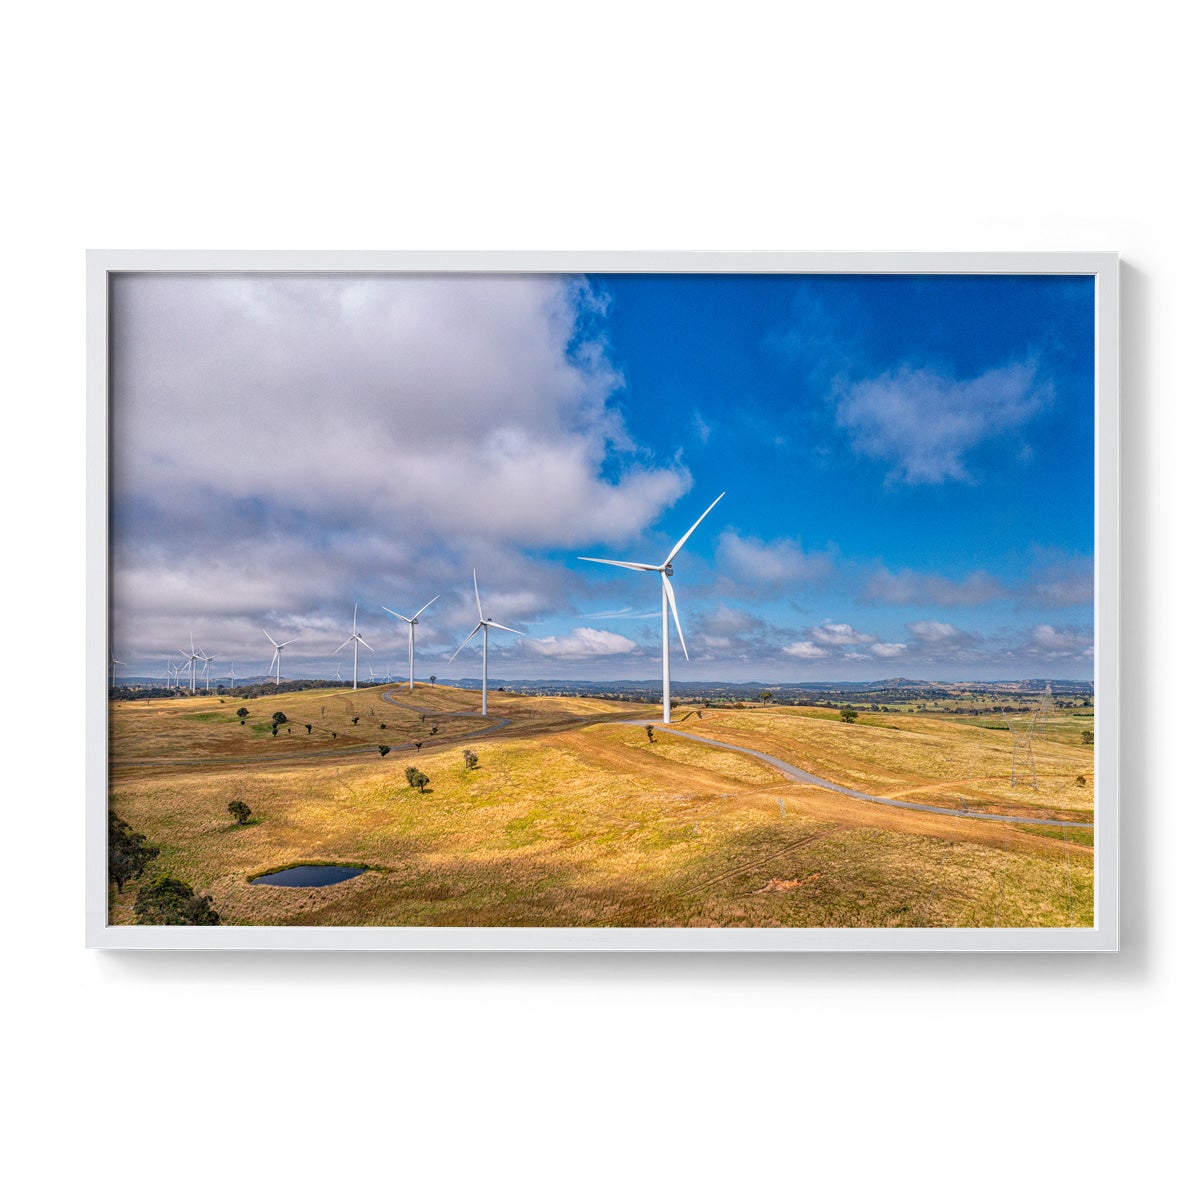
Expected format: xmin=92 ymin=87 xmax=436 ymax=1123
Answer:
xmin=862 ymin=566 xmax=1006 ymax=606
xmin=870 ymin=642 xmax=907 ymax=657
xmin=525 ymin=627 xmax=640 ymax=659
xmin=782 ymin=640 xmax=828 ymax=659
xmin=716 ymin=531 xmax=832 ymax=589
xmin=907 ymin=619 xmax=978 ymax=649
xmin=808 ymin=621 xmax=876 ymax=646
xmin=835 ymin=360 xmax=1052 ymax=484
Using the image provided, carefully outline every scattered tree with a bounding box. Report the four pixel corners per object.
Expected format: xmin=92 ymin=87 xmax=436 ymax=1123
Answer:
xmin=429 ymin=676 xmax=436 ymax=685
xmin=134 ymin=876 xmax=220 ymax=925
xmin=380 ymin=723 xmax=387 ymax=729
xmin=1076 ymin=775 xmax=1087 ymax=786
xmin=108 ymin=812 xmax=159 ymax=894
xmin=462 ymin=749 xmax=479 ymax=770
xmin=1082 ymin=730 xmax=1094 ymax=745
xmin=405 ymin=766 xmax=420 ymax=788
xmin=412 ymin=771 xmax=430 ymax=793
xmin=305 ymin=724 xmax=312 ymax=734
xmin=430 ymin=725 xmax=438 ymax=735
xmin=414 ymin=741 xmax=423 ymax=752
xmin=646 ymin=725 xmax=655 ymax=743
xmin=271 ymin=725 xmax=279 ymax=737
xmin=272 ymin=711 xmax=288 ymax=725
xmin=236 ymin=707 xmax=249 ymax=720
xmin=351 ymin=716 xmax=360 ymax=726
xmin=840 ymin=706 xmax=858 ymax=724
xmin=379 ymin=745 xmax=391 ymax=757
xmin=227 ymin=800 xmax=252 ymax=825
xmin=760 ymin=691 xmax=773 ymax=705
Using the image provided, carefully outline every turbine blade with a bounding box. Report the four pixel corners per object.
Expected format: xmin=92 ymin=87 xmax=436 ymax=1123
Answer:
xmin=664 ymin=491 xmax=725 ymax=565
xmin=334 ymin=636 xmax=354 ymax=653
xmin=262 ymin=629 xmax=278 ymax=647
xmin=447 ymin=624 xmax=483 ymax=663
xmin=484 ymin=621 xmax=522 ymax=636
xmin=578 ymin=557 xmax=658 ymax=571
xmin=662 ymin=574 xmax=689 ymax=662
xmin=413 ymin=595 xmax=439 ymax=620
xmin=473 ymin=570 xmax=483 ymax=620
xmin=358 ymin=637 xmax=375 ymax=652
xmin=381 ymin=606 xmax=409 ymax=623
xmin=280 ymin=638 xmax=299 ymax=647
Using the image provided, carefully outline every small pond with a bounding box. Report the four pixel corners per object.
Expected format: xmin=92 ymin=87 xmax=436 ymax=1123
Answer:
xmin=251 ymin=864 xmax=366 ymax=887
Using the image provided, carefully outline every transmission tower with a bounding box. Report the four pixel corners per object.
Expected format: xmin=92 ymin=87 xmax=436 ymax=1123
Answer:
xmin=1004 ymin=684 xmax=1055 ymax=789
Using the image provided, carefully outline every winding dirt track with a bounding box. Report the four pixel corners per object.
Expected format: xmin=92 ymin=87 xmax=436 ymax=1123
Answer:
xmin=628 ymin=722 xmax=1094 ymax=829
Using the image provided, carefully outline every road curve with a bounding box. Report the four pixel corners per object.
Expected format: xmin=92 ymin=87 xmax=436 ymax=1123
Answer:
xmin=628 ymin=722 xmax=1093 ymax=829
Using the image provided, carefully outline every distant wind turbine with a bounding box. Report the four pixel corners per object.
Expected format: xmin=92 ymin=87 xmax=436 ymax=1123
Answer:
xmin=179 ymin=635 xmax=203 ymax=694
xmin=579 ymin=491 xmax=725 ymax=724
xmin=263 ymin=628 xmax=299 ymax=687
xmin=199 ymin=650 xmax=217 ymax=691
xmin=228 ymin=662 xmax=237 ymax=688
xmin=382 ymin=595 xmax=439 ymax=691
xmin=109 ymin=650 xmax=126 ymax=689
xmin=334 ymin=604 xmax=373 ymax=690
xmin=448 ymin=571 xmax=522 ymax=716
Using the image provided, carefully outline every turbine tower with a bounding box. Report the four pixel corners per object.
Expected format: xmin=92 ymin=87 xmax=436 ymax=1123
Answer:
xmin=448 ymin=571 xmax=522 ymax=716
xmin=382 ymin=595 xmax=439 ymax=691
xmin=1004 ymin=683 xmax=1055 ymax=789
xmin=579 ymin=492 xmax=725 ymax=724
xmin=334 ymin=603 xmax=373 ymax=690
xmin=109 ymin=650 xmax=126 ymax=690
xmin=228 ymin=662 xmax=236 ymax=689
xmin=263 ymin=628 xmax=299 ymax=688
xmin=199 ymin=650 xmax=217 ymax=691
xmin=179 ymin=635 xmax=203 ymax=694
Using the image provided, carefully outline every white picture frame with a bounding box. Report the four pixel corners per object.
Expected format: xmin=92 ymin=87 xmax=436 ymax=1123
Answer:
xmin=87 ymin=250 xmax=1118 ymax=951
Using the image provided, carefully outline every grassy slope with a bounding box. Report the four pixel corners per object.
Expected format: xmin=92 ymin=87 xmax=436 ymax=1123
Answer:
xmin=108 ymin=688 xmax=1092 ymax=929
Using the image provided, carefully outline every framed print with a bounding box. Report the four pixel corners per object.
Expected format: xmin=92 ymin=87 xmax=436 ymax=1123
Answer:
xmin=87 ymin=251 xmax=1118 ymax=950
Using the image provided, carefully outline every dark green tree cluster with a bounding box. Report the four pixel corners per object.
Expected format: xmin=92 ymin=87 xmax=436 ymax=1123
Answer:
xmin=405 ymin=766 xmax=430 ymax=792
xmin=840 ymin=706 xmax=858 ymax=724
xmin=108 ymin=812 xmax=159 ymax=894
xmin=227 ymin=800 xmax=252 ymax=825
xmin=134 ymin=876 xmax=220 ymax=925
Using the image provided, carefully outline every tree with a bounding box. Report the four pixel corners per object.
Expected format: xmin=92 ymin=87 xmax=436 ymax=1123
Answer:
xmin=840 ymin=706 xmax=858 ymax=723
xmin=236 ymin=707 xmax=249 ymax=720
xmin=271 ymin=725 xmax=279 ymax=737
xmin=414 ymin=741 xmax=423 ymax=752
xmin=405 ymin=766 xmax=420 ymax=788
xmin=1082 ymin=730 xmax=1094 ymax=745
xmin=760 ymin=691 xmax=773 ymax=704
xmin=108 ymin=812 xmax=159 ymax=894
xmin=305 ymin=723 xmax=312 ymax=734
xmin=412 ymin=771 xmax=430 ymax=793
xmin=272 ymin=711 xmax=287 ymax=725
xmin=351 ymin=716 xmax=360 ymax=726
xmin=462 ymin=749 xmax=479 ymax=770
xmin=227 ymin=800 xmax=252 ymax=825
xmin=429 ymin=676 xmax=437 ymax=685
xmin=379 ymin=745 xmax=391 ymax=757
xmin=134 ymin=876 xmax=220 ymax=925
xmin=646 ymin=725 xmax=655 ymax=743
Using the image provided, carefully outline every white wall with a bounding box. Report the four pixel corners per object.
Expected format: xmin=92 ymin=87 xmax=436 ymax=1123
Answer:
xmin=4 ymin=3 xmax=1192 ymax=1195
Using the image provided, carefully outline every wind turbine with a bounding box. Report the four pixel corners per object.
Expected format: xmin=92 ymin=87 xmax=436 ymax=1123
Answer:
xmin=179 ymin=635 xmax=203 ymax=694
xmin=579 ymin=492 xmax=725 ymax=724
xmin=228 ymin=662 xmax=236 ymax=689
xmin=330 ymin=661 xmax=343 ymax=683
xmin=367 ymin=664 xmax=379 ymax=685
xmin=109 ymin=650 xmax=126 ymax=689
xmin=382 ymin=595 xmax=439 ymax=691
xmin=199 ymin=650 xmax=217 ymax=691
xmin=448 ymin=571 xmax=522 ymax=716
xmin=263 ymin=628 xmax=299 ymax=687
xmin=334 ymin=603 xmax=373 ymax=690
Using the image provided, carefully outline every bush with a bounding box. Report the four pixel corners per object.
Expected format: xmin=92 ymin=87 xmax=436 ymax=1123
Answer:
xmin=412 ymin=771 xmax=430 ymax=793
xmin=462 ymin=749 xmax=479 ymax=770
xmin=405 ymin=766 xmax=419 ymax=787
xmin=1076 ymin=775 xmax=1087 ymax=786
xmin=379 ymin=745 xmax=391 ymax=757
xmin=840 ymin=706 xmax=858 ymax=723
xmin=351 ymin=716 xmax=359 ymax=726
xmin=134 ymin=876 xmax=220 ymax=925
xmin=236 ymin=707 xmax=250 ymax=719
xmin=227 ymin=800 xmax=252 ymax=825
xmin=272 ymin=711 xmax=288 ymax=725
xmin=1082 ymin=730 xmax=1094 ymax=745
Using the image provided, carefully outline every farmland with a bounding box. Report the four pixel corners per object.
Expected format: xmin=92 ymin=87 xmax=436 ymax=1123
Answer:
xmin=108 ymin=683 xmax=1094 ymax=928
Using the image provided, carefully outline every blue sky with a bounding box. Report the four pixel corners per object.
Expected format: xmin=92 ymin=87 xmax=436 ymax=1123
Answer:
xmin=109 ymin=271 xmax=1095 ymax=683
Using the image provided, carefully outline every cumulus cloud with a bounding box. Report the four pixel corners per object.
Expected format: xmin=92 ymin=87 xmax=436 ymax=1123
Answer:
xmin=782 ymin=640 xmax=828 ymax=659
xmin=906 ymin=619 xmax=979 ymax=649
xmin=835 ymin=360 xmax=1052 ymax=484
xmin=715 ymin=531 xmax=832 ymax=590
xmin=525 ymin=628 xmax=640 ymax=659
xmin=1025 ymin=624 xmax=1094 ymax=657
xmin=862 ymin=567 xmax=1006 ymax=606
xmin=870 ymin=642 xmax=907 ymax=657
xmin=808 ymin=622 xmax=876 ymax=647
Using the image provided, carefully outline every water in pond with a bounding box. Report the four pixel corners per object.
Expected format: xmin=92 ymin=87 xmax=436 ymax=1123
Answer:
xmin=251 ymin=864 xmax=366 ymax=887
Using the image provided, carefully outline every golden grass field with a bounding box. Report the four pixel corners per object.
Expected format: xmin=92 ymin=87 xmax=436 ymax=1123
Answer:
xmin=108 ymin=685 xmax=1094 ymax=928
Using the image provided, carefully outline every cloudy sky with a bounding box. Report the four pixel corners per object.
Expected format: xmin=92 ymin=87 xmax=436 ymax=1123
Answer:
xmin=109 ymin=271 xmax=1095 ymax=684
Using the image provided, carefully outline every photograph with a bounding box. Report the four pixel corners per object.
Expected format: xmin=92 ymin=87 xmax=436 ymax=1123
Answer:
xmin=94 ymin=254 xmax=1113 ymax=945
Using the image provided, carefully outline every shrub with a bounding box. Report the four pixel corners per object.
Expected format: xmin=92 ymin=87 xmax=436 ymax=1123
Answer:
xmin=305 ymin=724 xmax=312 ymax=733
xmin=134 ymin=876 xmax=220 ymax=925
xmin=1076 ymin=775 xmax=1087 ymax=786
xmin=236 ymin=707 xmax=249 ymax=719
xmin=405 ymin=766 xmax=419 ymax=788
xmin=1082 ymin=730 xmax=1094 ymax=745
xmin=272 ymin=711 xmax=287 ymax=725
xmin=412 ymin=771 xmax=430 ymax=793
xmin=351 ymin=716 xmax=360 ymax=726
xmin=227 ymin=800 xmax=252 ymax=825
xmin=840 ymin=706 xmax=858 ymax=723
xmin=462 ymin=749 xmax=479 ymax=770
xmin=379 ymin=745 xmax=391 ymax=757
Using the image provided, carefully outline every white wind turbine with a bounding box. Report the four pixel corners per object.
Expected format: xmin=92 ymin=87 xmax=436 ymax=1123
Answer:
xmin=263 ymin=628 xmax=299 ymax=687
xmin=179 ymin=635 xmax=203 ymax=694
xmin=334 ymin=604 xmax=373 ymax=690
xmin=228 ymin=662 xmax=237 ymax=689
xmin=448 ymin=571 xmax=522 ymax=716
xmin=579 ymin=492 xmax=725 ymax=724
xmin=381 ymin=595 xmax=439 ymax=691
xmin=199 ymin=650 xmax=217 ymax=691
xmin=109 ymin=650 xmax=126 ymax=689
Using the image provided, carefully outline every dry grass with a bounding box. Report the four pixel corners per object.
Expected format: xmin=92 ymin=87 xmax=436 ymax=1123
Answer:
xmin=108 ymin=688 xmax=1092 ymax=929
